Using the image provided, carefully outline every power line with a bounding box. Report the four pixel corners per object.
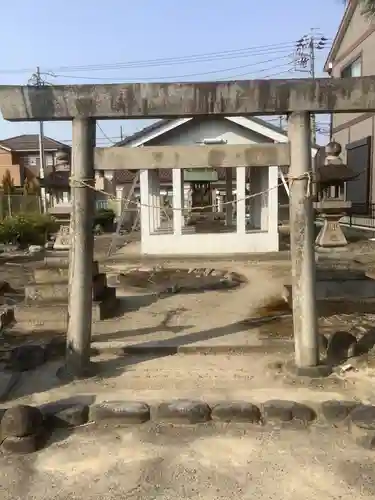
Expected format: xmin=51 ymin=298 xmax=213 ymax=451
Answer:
xmin=218 ymin=64 xmax=294 ymax=81
xmin=96 ymin=124 xmax=117 ymax=145
xmin=43 ymin=44 xmax=299 ymax=73
xmin=34 ymin=63 xmax=304 ymax=146
xmin=0 ymin=39 xmax=331 ymax=76
xmin=51 ymin=55 xmax=294 ymax=82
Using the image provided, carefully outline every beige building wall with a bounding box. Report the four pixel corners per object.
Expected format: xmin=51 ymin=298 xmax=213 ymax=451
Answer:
xmin=329 ymin=1 xmax=375 ymax=203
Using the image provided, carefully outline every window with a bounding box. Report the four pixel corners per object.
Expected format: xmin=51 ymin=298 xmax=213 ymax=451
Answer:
xmin=341 ymin=57 xmax=361 ymax=78
xmin=346 ymin=137 xmax=371 ymax=213
xmin=25 ymin=155 xmax=38 ymax=166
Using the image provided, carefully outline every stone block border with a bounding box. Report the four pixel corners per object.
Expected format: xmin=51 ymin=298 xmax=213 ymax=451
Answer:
xmin=1 ymin=398 xmax=375 ymax=455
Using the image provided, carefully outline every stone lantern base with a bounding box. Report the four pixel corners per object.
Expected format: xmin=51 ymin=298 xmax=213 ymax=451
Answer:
xmin=315 ymin=213 xmax=348 ymax=250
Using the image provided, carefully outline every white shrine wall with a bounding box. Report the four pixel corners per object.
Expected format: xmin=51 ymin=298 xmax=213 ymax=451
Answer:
xmin=136 ymin=118 xmax=280 ymax=255
xmin=139 ymin=165 xmax=279 ymax=256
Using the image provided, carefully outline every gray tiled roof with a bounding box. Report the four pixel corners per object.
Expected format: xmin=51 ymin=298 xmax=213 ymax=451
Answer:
xmin=113 ymin=117 xmax=291 ymax=184
xmin=0 ymin=134 xmax=69 ymax=151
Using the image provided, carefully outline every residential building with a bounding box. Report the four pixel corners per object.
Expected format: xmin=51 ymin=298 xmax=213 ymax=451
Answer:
xmin=324 ymin=0 xmax=375 ymax=213
xmin=0 ymin=134 xmax=71 ymax=205
xmin=0 ymin=134 xmax=107 ymax=213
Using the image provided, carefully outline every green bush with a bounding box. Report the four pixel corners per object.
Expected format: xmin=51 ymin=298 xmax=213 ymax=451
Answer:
xmin=0 ymin=213 xmax=58 ymax=247
xmin=94 ymin=208 xmax=115 ymax=232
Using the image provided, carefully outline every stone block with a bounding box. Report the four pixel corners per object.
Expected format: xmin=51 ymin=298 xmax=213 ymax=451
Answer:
xmin=349 ymin=406 xmax=375 ymax=449
xmin=350 ymin=405 xmax=375 ymax=430
xmin=46 ymin=404 xmax=89 ymax=428
xmin=92 ymin=274 xmax=108 ymax=300
xmin=155 ymin=399 xmax=211 ymax=424
xmin=16 ymin=290 xmax=118 ymax=325
xmin=290 ymin=363 xmax=332 ymax=378
xmin=25 ymin=273 xmax=108 ymax=303
xmin=43 ymin=253 xmax=70 ymax=267
xmin=354 ymin=431 xmax=375 ymax=450
xmin=262 ymin=400 xmax=316 ymax=424
xmin=211 ymin=402 xmax=261 ymax=423
xmin=8 ymin=345 xmax=46 ymax=372
xmin=25 ymin=283 xmax=69 ymax=303
xmin=34 ymin=261 xmax=99 ymax=283
xmin=15 ymin=303 xmax=69 ymax=325
xmin=326 ymin=331 xmax=357 ymax=363
xmin=89 ymin=401 xmax=150 ymax=424
xmin=0 ymin=372 xmax=21 ymax=402
xmin=92 ymin=290 xmax=118 ymax=321
xmin=1 ymin=433 xmax=41 ymax=454
xmin=1 ymin=405 xmax=43 ymax=438
xmin=321 ymin=400 xmax=358 ymax=425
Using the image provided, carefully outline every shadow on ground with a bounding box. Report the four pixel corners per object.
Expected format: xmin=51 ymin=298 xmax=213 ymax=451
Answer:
xmin=3 ymin=314 xmax=296 ymax=402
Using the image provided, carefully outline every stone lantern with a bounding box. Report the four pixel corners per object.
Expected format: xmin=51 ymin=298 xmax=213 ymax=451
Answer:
xmin=314 ymin=141 xmax=358 ymax=250
xmin=55 ymin=149 xmax=70 ymax=171
xmin=48 ymin=149 xmax=72 ymax=249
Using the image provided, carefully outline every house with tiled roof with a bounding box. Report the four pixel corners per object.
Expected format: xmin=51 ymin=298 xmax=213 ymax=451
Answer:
xmin=0 ymin=134 xmax=71 ymax=203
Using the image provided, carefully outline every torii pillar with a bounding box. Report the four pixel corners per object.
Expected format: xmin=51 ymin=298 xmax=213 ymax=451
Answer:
xmin=64 ymin=118 xmax=96 ymax=378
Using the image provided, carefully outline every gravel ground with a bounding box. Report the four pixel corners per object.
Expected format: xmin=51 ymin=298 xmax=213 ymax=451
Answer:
xmin=1 ymin=422 xmax=375 ymax=500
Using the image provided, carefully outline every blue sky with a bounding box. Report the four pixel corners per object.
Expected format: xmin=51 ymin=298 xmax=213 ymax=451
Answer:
xmin=0 ymin=0 xmax=345 ymax=146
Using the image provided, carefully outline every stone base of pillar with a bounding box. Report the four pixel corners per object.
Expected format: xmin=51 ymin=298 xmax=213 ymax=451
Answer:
xmin=315 ymin=214 xmax=348 ymax=249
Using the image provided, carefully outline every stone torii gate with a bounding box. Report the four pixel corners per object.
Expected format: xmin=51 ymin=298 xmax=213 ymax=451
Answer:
xmin=0 ymin=77 xmax=373 ymax=378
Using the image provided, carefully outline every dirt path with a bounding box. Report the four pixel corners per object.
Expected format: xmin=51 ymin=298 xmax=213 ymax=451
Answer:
xmin=0 ymin=423 xmax=374 ymax=500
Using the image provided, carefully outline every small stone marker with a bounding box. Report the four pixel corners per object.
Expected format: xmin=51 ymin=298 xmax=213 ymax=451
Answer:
xmin=53 ymin=225 xmax=71 ymax=251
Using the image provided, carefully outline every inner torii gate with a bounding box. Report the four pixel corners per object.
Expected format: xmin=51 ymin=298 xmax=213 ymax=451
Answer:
xmin=95 ymin=143 xmax=287 ymax=255
xmin=0 ymin=77 xmax=373 ymax=378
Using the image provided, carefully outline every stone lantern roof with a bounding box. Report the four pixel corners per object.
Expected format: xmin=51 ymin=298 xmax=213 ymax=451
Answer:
xmin=315 ymin=141 xmax=358 ymax=185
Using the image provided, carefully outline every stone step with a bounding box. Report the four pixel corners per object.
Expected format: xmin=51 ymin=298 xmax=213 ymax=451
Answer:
xmin=33 ymin=261 xmax=100 ymax=283
xmin=315 ymin=269 xmax=366 ymax=281
xmin=15 ymin=290 xmax=118 ymax=324
xmin=25 ymin=273 xmax=109 ymax=303
xmin=12 ymin=353 xmax=353 ymax=408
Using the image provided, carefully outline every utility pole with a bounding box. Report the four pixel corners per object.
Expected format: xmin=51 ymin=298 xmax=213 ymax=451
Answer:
xmin=29 ymin=67 xmax=47 ymax=212
xmin=294 ymin=30 xmax=328 ymax=144
xmin=308 ymin=38 xmax=317 ymax=144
